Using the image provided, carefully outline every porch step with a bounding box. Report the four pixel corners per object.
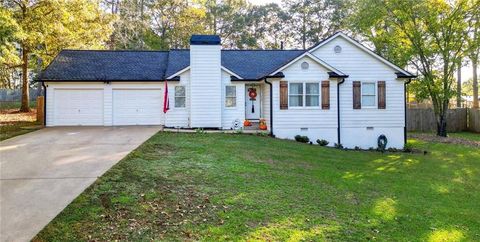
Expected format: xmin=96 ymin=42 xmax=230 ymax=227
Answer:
xmin=244 ymin=122 xmax=259 ymax=130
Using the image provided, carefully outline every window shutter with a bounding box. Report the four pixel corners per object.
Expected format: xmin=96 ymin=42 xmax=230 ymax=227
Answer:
xmin=353 ymin=81 xmax=361 ymax=109
xmin=378 ymin=81 xmax=386 ymax=109
xmin=321 ymin=81 xmax=330 ymax=109
xmin=280 ymin=81 xmax=288 ymax=110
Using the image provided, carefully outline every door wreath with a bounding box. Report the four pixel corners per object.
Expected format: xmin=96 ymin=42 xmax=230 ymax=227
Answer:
xmin=248 ymin=88 xmax=257 ymax=100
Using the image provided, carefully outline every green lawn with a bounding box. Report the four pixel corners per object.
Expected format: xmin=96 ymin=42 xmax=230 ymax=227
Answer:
xmin=34 ymin=133 xmax=480 ymax=241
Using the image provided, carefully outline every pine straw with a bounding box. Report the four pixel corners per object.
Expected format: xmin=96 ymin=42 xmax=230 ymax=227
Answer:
xmin=409 ymin=133 xmax=480 ymax=148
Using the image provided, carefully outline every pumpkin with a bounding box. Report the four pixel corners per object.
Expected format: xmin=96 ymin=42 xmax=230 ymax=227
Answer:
xmin=259 ymin=124 xmax=267 ymax=130
xmin=244 ymin=120 xmax=252 ymax=126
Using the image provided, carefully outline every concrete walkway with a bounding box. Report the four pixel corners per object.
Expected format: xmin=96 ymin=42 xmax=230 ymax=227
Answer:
xmin=0 ymin=126 xmax=160 ymax=242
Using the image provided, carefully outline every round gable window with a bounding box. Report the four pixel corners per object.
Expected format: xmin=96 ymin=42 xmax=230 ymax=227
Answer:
xmin=334 ymin=45 xmax=342 ymax=53
xmin=301 ymin=61 xmax=309 ymax=70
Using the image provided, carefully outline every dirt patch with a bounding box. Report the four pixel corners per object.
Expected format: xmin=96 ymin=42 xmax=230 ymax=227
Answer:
xmin=92 ymin=182 xmax=226 ymax=241
xmin=409 ymin=133 xmax=480 ymax=148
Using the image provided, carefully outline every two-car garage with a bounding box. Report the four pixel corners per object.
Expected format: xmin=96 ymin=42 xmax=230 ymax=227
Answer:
xmin=47 ymin=84 xmax=164 ymax=126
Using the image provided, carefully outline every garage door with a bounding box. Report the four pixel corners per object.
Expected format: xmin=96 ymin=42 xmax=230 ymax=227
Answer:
xmin=113 ymin=89 xmax=163 ymax=125
xmin=53 ymin=89 xmax=104 ymax=126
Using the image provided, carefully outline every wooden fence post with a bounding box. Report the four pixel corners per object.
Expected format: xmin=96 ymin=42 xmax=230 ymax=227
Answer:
xmin=469 ymin=108 xmax=480 ymax=133
xmin=36 ymin=96 xmax=45 ymax=125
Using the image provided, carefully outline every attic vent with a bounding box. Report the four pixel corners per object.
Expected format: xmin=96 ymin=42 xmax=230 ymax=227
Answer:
xmin=334 ymin=45 xmax=342 ymax=53
xmin=301 ymin=62 xmax=309 ymax=70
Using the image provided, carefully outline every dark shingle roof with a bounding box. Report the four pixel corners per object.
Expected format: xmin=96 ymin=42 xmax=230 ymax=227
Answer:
xmin=222 ymin=50 xmax=304 ymax=80
xmin=39 ymin=49 xmax=306 ymax=81
xmin=40 ymin=50 xmax=169 ymax=81
xmin=165 ymin=50 xmax=190 ymax=78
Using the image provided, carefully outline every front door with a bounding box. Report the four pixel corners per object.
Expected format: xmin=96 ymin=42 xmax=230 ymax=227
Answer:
xmin=245 ymin=85 xmax=261 ymax=120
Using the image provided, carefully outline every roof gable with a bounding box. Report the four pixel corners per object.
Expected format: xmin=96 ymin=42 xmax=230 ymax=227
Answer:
xmin=269 ymin=52 xmax=346 ymax=76
xmin=308 ymin=32 xmax=413 ymax=77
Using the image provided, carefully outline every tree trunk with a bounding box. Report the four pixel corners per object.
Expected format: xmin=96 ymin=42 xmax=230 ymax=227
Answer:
xmin=456 ymin=59 xmax=462 ymax=107
xmin=436 ymin=113 xmax=447 ymax=137
xmin=473 ymin=60 xmax=478 ymax=109
xmin=20 ymin=47 xmax=30 ymax=112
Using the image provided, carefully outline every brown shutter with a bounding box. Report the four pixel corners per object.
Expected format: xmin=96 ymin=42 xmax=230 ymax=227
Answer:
xmin=321 ymin=81 xmax=330 ymax=109
xmin=280 ymin=81 xmax=288 ymax=110
xmin=353 ymin=81 xmax=361 ymax=109
xmin=378 ymin=81 xmax=386 ymax=109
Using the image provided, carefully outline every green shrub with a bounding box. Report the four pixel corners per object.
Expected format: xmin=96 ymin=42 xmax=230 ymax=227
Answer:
xmin=404 ymin=142 xmax=413 ymax=152
xmin=334 ymin=143 xmax=343 ymax=149
xmin=294 ymin=135 xmax=309 ymax=143
xmin=316 ymin=139 xmax=329 ymax=146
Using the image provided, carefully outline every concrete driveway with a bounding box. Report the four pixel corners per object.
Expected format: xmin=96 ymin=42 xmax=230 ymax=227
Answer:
xmin=0 ymin=126 xmax=160 ymax=242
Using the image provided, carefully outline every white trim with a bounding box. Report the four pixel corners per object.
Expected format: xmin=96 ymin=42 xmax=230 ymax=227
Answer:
xmin=269 ymin=52 xmax=346 ymax=76
xmin=167 ymin=66 xmax=242 ymax=80
xmin=166 ymin=66 xmax=190 ymax=79
xmin=308 ymin=32 xmax=411 ymax=76
xmin=225 ymin=85 xmax=237 ymax=108
xmin=288 ymin=81 xmax=321 ymax=108
xmin=221 ymin=66 xmax=242 ymax=79
xmin=361 ymin=81 xmax=377 ymax=108
xmin=174 ymin=85 xmax=186 ymax=108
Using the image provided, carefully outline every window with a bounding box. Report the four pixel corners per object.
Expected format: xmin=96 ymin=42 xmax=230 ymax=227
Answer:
xmin=306 ymin=83 xmax=319 ymax=107
xmin=289 ymin=82 xmax=320 ymax=107
xmin=174 ymin=86 xmax=186 ymax=108
xmin=289 ymin=83 xmax=303 ymax=107
xmin=361 ymin=82 xmax=376 ymax=107
xmin=225 ymin=86 xmax=236 ymax=107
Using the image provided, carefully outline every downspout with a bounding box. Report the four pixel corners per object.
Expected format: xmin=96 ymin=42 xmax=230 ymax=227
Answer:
xmin=41 ymin=81 xmax=47 ymax=126
xmin=264 ymin=78 xmax=274 ymax=137
xmin=404 ymin=78 xmax=412 ymax=145
xmin=337 ymin=78 xmax=345 ymax=145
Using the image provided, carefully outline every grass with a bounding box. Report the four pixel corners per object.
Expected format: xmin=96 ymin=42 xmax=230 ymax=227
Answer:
xmin=34 ymin=133 xmax=480 ymax=241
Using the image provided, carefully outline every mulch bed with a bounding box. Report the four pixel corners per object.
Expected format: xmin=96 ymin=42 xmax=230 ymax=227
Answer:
xmin=409 ymin=133 xmax=480 ymax=148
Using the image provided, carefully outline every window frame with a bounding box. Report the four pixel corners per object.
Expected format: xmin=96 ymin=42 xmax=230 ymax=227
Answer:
xmin=174 ymin=85 xmax=186 ymax=109
xmin=225 ymin=85 xmax=237 ymax=108
xmin=361 ymin=82 xmax=377 ymax=108
xmin=288 ymin=82 xmax=321 ymax=109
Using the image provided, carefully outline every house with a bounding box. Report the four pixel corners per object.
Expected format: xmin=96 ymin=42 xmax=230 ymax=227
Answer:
xmin=38 ymin=33 xmax=416 ymax=149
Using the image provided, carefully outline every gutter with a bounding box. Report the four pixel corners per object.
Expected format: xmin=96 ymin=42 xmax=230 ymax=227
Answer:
xmin=404 ymin=78 xmax=413 ymax=145
xmin=264 ymin=77 xmax=274 ymax=137
xmin=337 ymin=78 xmax=346 ymax=145
xmin=41 ymin=81 xmax=47 ymax=125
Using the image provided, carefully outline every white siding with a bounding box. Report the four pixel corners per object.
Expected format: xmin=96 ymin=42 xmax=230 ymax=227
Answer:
xmin=165 ymin=71 xmax=190 ymax=128
xmin=190 ymin=45 xmax=222 ymax=128
xmin=103 ymin=84 xmax=113 ymax=125
xmin=261 ymin=81 xmax=270 ymax=131
xmin=221 ymin=70 xmax=245 ymax=129
xmin=311 ymin=36 xmax=405 ymax=148
xmin=271 ymin=56 xmax=338 ymax=145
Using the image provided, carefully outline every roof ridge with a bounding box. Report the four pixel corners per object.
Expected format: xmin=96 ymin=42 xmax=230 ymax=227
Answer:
xmin=221 ymin=49 xmax=303 ymax=51
xmin=61 ymin=49 xmax=170 ymax=52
